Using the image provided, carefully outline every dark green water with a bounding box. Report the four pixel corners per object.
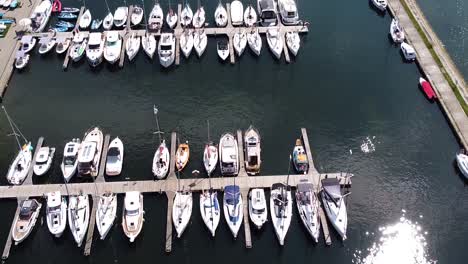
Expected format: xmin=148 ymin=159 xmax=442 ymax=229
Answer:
xmin=0 ymin=0 xmax=467 ymax=263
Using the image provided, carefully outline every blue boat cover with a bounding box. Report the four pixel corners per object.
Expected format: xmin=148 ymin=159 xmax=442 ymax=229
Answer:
xmin=224 ymin=185 xmax=240 ymax=205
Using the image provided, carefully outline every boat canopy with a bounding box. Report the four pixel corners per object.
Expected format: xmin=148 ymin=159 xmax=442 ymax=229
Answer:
xmin=15 ymin=51 xmax=25 ymax=59
xmin=272 ymin=182 xmax=287 ymax=191
xmin=224 ymin=185 xmax=240 ymax=205
xmin=78 ymin=141 xmax=97 ymax=163
xmin=47 ymin=191 xmax=62 ymax=207
xmin=251 ymin=189 xmax=265 ymax=210
xmin=106 ymin=31 xmax=119 ymax=42
xmin=114 ymin=7 xmax=128 ymax=20
xmin=39 ymin=37 xmax=51 ymax=44
xmin=88 ymin=33 xmax=102 ymax=45
xmin=20 ymin=35 xmax=33 ymax=44
xmin=64 ymin=142 xmax=79 ymax=156
xmin=19 ymin=199 xmax=39 ymax=220
xmin=297 ymin=182 xmax=313 ymax=193
xmin=36 ymin=147 xmax=50 ymax=163
xmin=321 ymin=178 xmax=342 ymax=199
xmin=125 ymin=192 xmax=140 ymax=211
xmin=259 ymin=0 xmax=275 ymax=10
xmin=107 ymin=147 xmax=121 ymax=157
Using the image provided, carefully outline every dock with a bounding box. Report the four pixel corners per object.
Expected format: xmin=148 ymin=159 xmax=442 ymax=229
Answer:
xmin=97 ymin=134 xmax=111 ymax=182
xmin=165 ymin=191 xmax=175 ymax=253
xmin=241 ymin=189 xmax=252 ymax=248
xmin=174 ymin=4 xmax=182 ymax=65
xmin=62 ymin=6 xmax=85 ymax=70
xmin=236 ymin=130 xmax=247 ymax=177
xmin=2 ymin=201 xmax=20 ymax=260
xmin=24 ymin=137 xmax=44 ymax=185
xmin=83 ymin=195 xmax=98 ymax=256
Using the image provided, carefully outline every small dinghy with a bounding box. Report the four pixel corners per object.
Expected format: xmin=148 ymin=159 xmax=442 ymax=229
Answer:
xmin=243 ymin=5 xmax=257 ymax=27
xmin=166 ymin=7 xmax=177 ymax=29
xmin=200 ymin=190 xmax=220 ymax=236
xmin=12 ymin=199 xmax=42 ymax=245
xmin=203 ymin=142 xmax=218 ymax=176
xmin=248 ymin=188 xmax=267 ymax=229
xmin=219 ymin=132 xmax=239 ymax=176
xmin=267 ymin=28 xmax=283 ymax=59
xmin=69 ymin=32 xmax=87 ymax=62
xmin=91 ymin=19 xmax=102 ymax=30
xmin=106 ymin=137 xmax=124 ymax=176
xmin=7 ymin=142 xmax=32 ymax=185
xmin=296 ymin=181 xmax=320 ymax=242
xmin=217 ymin=40 xmax=229 ymax=61
xmin=96 ymin=192 xmax=117 ymax=240
xmin=148 ymin=3 xmax=164 ymax=31
xmin=401 ymin=42 xmax=416 ymax=61
xmin=321 ymin=178 xmax=348 ymax=240
xmin=244 ymin=125 xmax=261 ymax=175
xmin=55 ymin=20 xmax=74 ymax=28
xmin=173 ymin=191 xmax=193 ymax=238
xmin=122 ymin=191 xmax=144 ymax=242
xmin=194 ymin=30 xmax=207 ymax=57
xmin=371 ymin=0 xmax=387 ymax=12
xmin=15 ymin=52 xmax=30 ymax=70
xmin=55 ymin=37 xmax=71 ymax=54
xmin=131 ymin=5 xmax=144 ymax=26
xmin=192 ymin=6 xmax=205 ymax=28
xmin=158 ymin=33 xmax=175 ymax=67
xmin=20 ymin=35 xmax=36 ymax=53
xmin=142 ymin=33 xmax=157 ymax=59
xmin=33 ymin=146 xmax=55 ymax=176
xmin=390 ymin=18 xmax=405 ymax=43
xmin=180 ymin=3 xmax=193 ymax=27
xmin=86 ymin=32 xmax=105 ymax=67
xmin=68 ymin=194 xmax=90 ymax=247
xmin=419 ymin=77 xmax=437 ymax=100
xmin=270 ymin=183 xmax=292 ymax=245
xmin=79 ymin=9 xmax=92 ymax=29
xmin=58 ymin=12 xmax=77 ymax=20
xmin=176 ymin=141 xmax=190 ymax=171
xmin=456 ymin=149 xmax=468 ymax=180
xmin=46 ymin=191 xmax=67 ymax=238
xmin=103 ymin=12 xmax=113 ymax=30
xmin=214 ymin=1 xmax=228 ymax=27
xmin=292 ymin=138 xmax=309 ymax=174
xmin=104 ymin=31 xmax=122 ymax=64
xmin=126 ymin=32 xmax=141 ymax=61
xmin=61 ymin=138 xmax=80 ymax=182
xmin=153 ymin=140 xmax=170 ymax=179
xmin=180 ymin=30 xmax=194 ymax=58
xmin=233 ymin=29 xmax=247 ymax=56
xmin=285 ymin=31 xmax=300 ymax=56
xmin=230 ymin=0 xmax=243 ymax=26
xmin=223 ymin=185 xmax=243 ymax=238
xmin=113 ymin=6 xmax=128 ymax=27
xmin=247 ymin=28 xmax=261 ymax=56
xmin=61 ymin=7 xmax=80 ymax=13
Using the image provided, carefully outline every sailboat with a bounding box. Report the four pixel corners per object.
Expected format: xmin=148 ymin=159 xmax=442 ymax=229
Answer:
xmin=233 ymin=29 xmax=247 ymax=56
xmin=390 ymin=18 xmax=405 ymax=43
xmin=96 ymin=192 xmax=117 ymax=240
xmin=223 ymin=184 xmax=243 ymax=238
xmin=200 ymin=188 xmax=220 ymax=237
xmin=193 ymin=29 xmax=207 ymax=57
xmin=166 ymin=0 xmax=177 ymax=28
xmin=126 ymin=32 xmax=141 ymax=61
xmin=148 ymin=1 xmax=164 ymax=31
xmin=243 ymin=4 xmax=257 ymax=27
xmin=11 ymin=199 xmax=42 ymax=244
xmin=285 ymin=31 xmax=300 ymax=56
xmin=180 ymin=1 xmax=193 ymax=27
xmin=321 ymin=178 xmax=348 ymax=240
xmin=267 ymin=28 xmax=283 ymax=59
xmin=103 ymin=0 xmax=114 ymax=30
xmin=192 ymin=0 xmax=205 ymax=28
xmin=214 ymin=1 xmax=228 ymax=27
xmin=173 ymin=189 xmax=193 ymax=238
xmin=152 ymin=106 xmax=170 ymax=179
xmin=3 ymin=106 xmax=33 ymax=185
xmin=46 ymin=191 xmax=67 ymax=238
xmin=203 ymin=120 xmax=218 ymax=176
xmin=176 ymin=141 xmax=190 ymax=171
xmin=247 ymin=27 xmax=261 ymax=56
xmin=141 ymin=0 xmax=157 ymax=59
xmin=296 ymin=180 xmax=320 ymax=242
xmin=131 ymin=5 xmax=144 ymax=25
xmin=113 ymin=5 xmax=129 ymax=28
xmin=180 ymin=30 xmax=194 ymax=58
xmin=122 ymin=191 xmax=144 ymax=242
xmin=79 ymin=9 xmax=92 ymax=29
xmin=68 ymin=194 xmax=90 ymax=247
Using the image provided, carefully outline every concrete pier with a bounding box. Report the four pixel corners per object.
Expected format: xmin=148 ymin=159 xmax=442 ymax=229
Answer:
xmin=241 ymin=189 xmax=252 ymax=248
xmin=83 ymin=195 xmax=98 ymax=256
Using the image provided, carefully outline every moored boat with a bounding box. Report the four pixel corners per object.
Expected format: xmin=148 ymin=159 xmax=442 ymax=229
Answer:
xmin=296 ymin=181 xmax=320 ymax=242
xmin=55 ymin=37 xmax=70 ymax=54
xmin=257 ymin=0 xmax=277 ymax=26
xmin=86 ymin=32 xmax=105 ymax=67
xmin=390 ymin=18 xmax=405 ymax=43
xmin=192 ymin=5 xmax=205 ymax=28
xmin=223 ymin=185 xmax=243 ymax=238
xmin=219 ymin=132 xmax=239 ymax=176
xmin=103 ymin=31 xmax=122 ymax=64
xmin=217 ymin=40 xmax=229 ymax=61
xmin=78 ymin=9 xmax=92 ymax=29
xmin=113 ymin=6 xmax=128 ymax=27
xmin=20 ymin=35 xmax=37 ymax=53
xmin=46 ymin=191 xmax=67 ymax=237
xmin=30 ymin=0 xmax=53 ymax=33
xmin=285 ymin=31 xmax=300 ymax=56
xmin=126 ymin=32 xmax=141 ymax=61
xmin=401 ymin=42 xmax=416 ymax=61
xmin=105 ymin=137 xmax=124 ymax=176
xmin=321 ymin=178 xmax=348 ymax=240
xmin=180 ymin=30 xmax=194 ymax=58
xmin=456 ymin=149 xmax=468 ymax=180
xmin=244 ymin=125 xmax=261 ymax=175
xmin=193 ymin=30 xmax=207 ymax=57
xmin=152 ymin=140 xmax=170 ymax=179
xmin=230 ymin=0 xmax=243 ymax=26
xmin=214 ymin=1 xmax=228 ymax=27
xmin=12 ymin=199 xmax=42 ymax=245
xmin=166 ymin=6 xmax=177 ymax=29
xmin=142 ymin=33 xmax=157 ymax=59
xmin=419 ymin=77 xmax=437 ymax=100
xmin=180 ymin=3 xmax=193 ymax=27
xmin=266 ymin=28 xmax=283 ymax=59
xmin=103 ymin=12 xmax=113 ymax=30
xmin=33 ymin=146 xmax=55 ymax=176
xmin=61 ymin=138 xmax=80 ymax=182
xmin=172 ymin=191 xmax=193 ymax=238
xmin=7 ymin=142 xmax=32 ymax=185
xmin=96 ymin=192 xmax=117 ymax=240
xmin=68 ymin=194 xmax=90 ymax=247
xmin=148 ymin=3 xmax=164 ymax=31
xmin=176 ymin=141 xmax=190 ymax=171
xmin=69 ymin=32 xmax=87 ymax=62
xmin=15 ymin=52 xmax=30 ymax=70
xmin=77 ymin=127 xmax=103 ymax=177
xmin=200 ymin=190 xmax=220 ymax=236
xmin=38 ymin=37 xmax=56 ymax=55
xmin=158 ymin=33 xmax=175 ymax=67
xmin=248 ymin=188 xmax=267 ymax=229
xmin=243 ymin=5 xmax=257 ymax=27
xmin=270 ymin=183 xmax=292 ymax=245
xmin=292 ymin=138 xmax=309 ymax=174
xmin=122 ymin=191 xmax=144 ymax=242
xmin=247 ymin=28 xmax=262 ymax=56
xmin=278 ymin=0 xmax=299 ymax=25
xmin=131 ymin=5 xmax=144 ymax=25
xmin=371 ymin=0 xmax=387 ymax=12
xmin=233 ymin=29 xmax=247 ymax=56
xmin=203 ymin=142 xmax=218 ymax=176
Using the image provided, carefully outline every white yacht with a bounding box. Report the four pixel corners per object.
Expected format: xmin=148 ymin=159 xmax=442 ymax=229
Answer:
xmin=257 ymin=0 xmax=277 ymax=26
xmin=166 ymin=7 xmax=178 ymax=29
xmin=30 ymin=0 xmax=52 ymax=33
xmin=69 ymin=33 xmax=87 ymax=62
xmin=372 ymin=0 xmax=387 ymax=12
xmin=106 ymin=137 xmax=124 ymax=176
xmin=296 ymin=181 xmax=320 ymax=243
xmin=456 ymin=150 xmax=468 ymax=179
xmin=401 ymin=42 xmax=416 ymax=61
xmin=219 ymin=133 xmax=239 ymax=176
xmin=217 ymin=40 xmax=230 ymax=61
xmin=243 ymin=5 xmax=257 ymax=27
xmin=180 ymin=30 xmax=194 ymax=58
xmin=270 ymin=183 xmax=292 ymax=246
xmin=15 ymin=52 xmax=29 ymax=70
xmin=33 ymin=146 xmax=55 ymax=176
xmin=321 ymin=178 xmax=348 ymax=240
xmin=158 ymin=33 xmax=175 ymax=67
xmin=46 ymin=191 xmax=67 ymax=238
xmin=131 ymin=5 xmax=144 ymax=25
xmin=142 ymin=34 xmax=157 ymax=59
xmin=79 ymin=9 xmax=92 ymax=29
xmin=104 ymin=31 xmax=122 ymax=64
xmin=180 ymin=3 xmax=193 ymax=27
xmin=233 ymin=29 xmax=247 ymax=56
xmin=122 ymin=191 xmax=144 ymax=242
xmin=192 ymin=6 xmax=205 ymax=28
xmin=173 ymin=191 xmax=193 ymax=238
xmin=113 ymin=6 xmax=128 ymax=27
xmin=244 ymin=125 xmax=261 ymax=175
xmin=77 ymin=127 xmax=103 ymax=177
xmin=86 ymin=32 xmax=105 ymax=67
xmin=223 ymin=185 xmax=243 ymax=238
xmin=148 ymin=3 xmax=164 ymax=31
xmin=390 ymin=18 xmax=405 ymax=43
xmin=230 ymin=0 xmax=243 ymax=26
xmin=200 ymin=190 xmax=220 ymax=236
xmin=194 ymin=30 xmax=207 ymax=57
xmin=38 ymin=37 xmax=56 ymax=55
xmin=203 ymin=142 xmax=218 ymax=176
xmin=247 ymin=28 xmax=262 ymax=56
xmin=68 ymin=194 xmax=90 ymax=247
xmin=96 ymin=192 xmax=117 ymax=240
xmin=278 ymin=0 xmax=299 ymax=25
xmin=267 ymin=28 xmax=283 ymax=59
xmin=285 ymin=31 xmax=300 ymax=56
xmin=103 ymin=12 xmax=114 ymax=30
xmin=61 ymin=138 xmax=80 ymax=182
xmin=214 ymin=2 xmax=228 ymax=27
xmin=11 ymin=199 xmax=42 ymax=244
xmin=126 ymin=32 xmax=141 ymax=61
xmin=292 ymin=138 xmax=309 ymax=174
xmin=20 ymin=35 xmax=36 ymax=53
xmin=7 ymin=142 xmax=32 ymax=185
xmin=152 ymin=140 xmax=170 ymax=179
xmin=55 ymin=38 xmax=70 ymax=54
xmin=248 ymin=188 xmax=267 ymax=229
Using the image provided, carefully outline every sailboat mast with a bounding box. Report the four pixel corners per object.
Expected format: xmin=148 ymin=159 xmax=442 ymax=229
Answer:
xmin=153 ymin=105 xmax=162 ymax=143
xmin=2 ymin=106 xmax=24 ymax=151
xmin=104 ymin=0 xmax=111 ymax=13
xmin=206 ymin=120 xmax=211 ymax=143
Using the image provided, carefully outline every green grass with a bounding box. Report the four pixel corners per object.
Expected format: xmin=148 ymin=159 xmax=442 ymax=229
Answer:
xmin=399 ymin=0 xmax=468 ymax=115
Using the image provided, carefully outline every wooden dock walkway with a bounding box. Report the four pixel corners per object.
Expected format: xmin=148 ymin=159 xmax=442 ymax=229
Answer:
xmin=241 ymin=189 xmax=252 ymax=248
xmin=165 ymin=191 xmax=175 ymax=252
xmin=62 ymin=7 xmax=85 ymax=70
xmin=24 ymin=137 xmax=44 ymax=185
xmin=83 ymin=195 xmax=98 ymax=256
xmin=168 ymin=132 xmax=177 ymax=180
xmin=97 ymin=134 xmax=110 ymax=182
xmin=236 ymin=130 xmax=247 ymax=177
xmin=2 ymin=203 xmax=20 ymax=260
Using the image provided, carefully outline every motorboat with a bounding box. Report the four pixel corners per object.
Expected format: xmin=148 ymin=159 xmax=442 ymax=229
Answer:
xmin=68 ymin=194 xmax=90 ymax=247
xmin=296 ymin=181 xmax=320 ymax=242
xmin=30 ymin=0 xmax=52 ymax=32
xmin=173 ymin=191 xmax=193 ymax=238
xmin=69 ymin=32 xmax=87 ymax=62
xmin=192 ymin=6 xmax=205 ymax=28
xmin=131 ymin=5 xmax=144 ymax=25
xmin=267 ymin=28 xmax=283 ymax=59
xmin=257 ymin=0 xmax=277 ymax=26
xmin=91 ymin=19 xmax=102 ymax=30
xmin=217 ymin=40 xmax=229 ymax=61
xmin=285 ymin=31 xmax=300 ymax=56
xmin=390 ymin=18 xmax=405 ymax=43
xmin=248 ymin=188 xmax=267 ymax=229
xmin=176 ymin=141 xmax=190 ymax=171
xmin=200 ymin=190 xmax=220 ymax=236
xmin=456 ymin=149 xmax=468 ymax=179
xmin=11 ymin=199 xmax=42 ymax=245
xmin=230 ymin=0 xmax=243 ymax=26
xmin=419 ymin=77 xmax=437 ymax=100
xmin=233 ymin=29 xmax=247 ymax=56
xmin=214 ymin=2 xmax=228 ymax=27
xmin=61 ymin=138 xmax=80 ymax=182
xmin=55 ymin=20 xmax=74 ymax=29
xmin=86 ymin=32 xmax=105 ymax=67
xmin=7 ymin=142 xmax=32 ymax=185
xmin=166 ymin=7 xmax=177 ymax=29
xmin=3 ymin=0 xmax=11 ymax=8
xmin=122 ymin=191 xmax=144 ymax=242
xmin=180 ymin=3 xmax=193 ymax=27
xmin=14 ymin=52 xmax=29 ymax=70
xmin=20 ymin=35 xmax=37 ymax=53
xmin=38 ymin=37 xmax=56 ymax=55
xmin=152 ymin=140 xmax=170 ymax=179
xmin=46 ymin=191 xmax=67 ymax=238
xmin=106 ymin=137 xmax=124 ymax=176
xmin=61 ymin=7 xmax=80 ymax=13
xmin=401 ymin=42 xmax=416 ymax=61
xmin=203 ymin=142 xmax=218 ymax=176
xmin=278 ymin=0 xmax=299 ymax=25
xmin=142 ymin=33 xmax=157 ymax=59
xmin=247 ymin=28 xmax=261 ymax=56
xmin=104 ymin=31 xmax=122 ymax=64
xmin=193 ymin=30 xmax=207 ymax=57
xmin=96 ymin=192 xmax=117 ymax=240
xmin=57 ymin=12 xmax=77 ymax=20
xmin=270 ymin=183 xmax=292 ymax=246
xmin=148 ymin=3 xmax=164 ymax=31
xmin=321 ymin=178 xmax=348 ymax=240
xmin=113 ymin=6 xmax=128 ymax=27
xmin=243 ymin=5 xmax=257 ymax=27
xmin=292 ymin=138 xmax=309 ymax=174
xmin=371 ymin=0 xmax=387 ymax=12
xmin=158 ymin=33 xmax=175 ymax=67
xmin=244 ymin=125 xmax=261 ymax=175
xmin=219 ymin=133 xmax=239 ymax=176
xmin=223 ymin=185 xmax=243 ymax=238
xmin=55 ymin=37 xmax=70 ymax=54
xmin=180 ymin=30 xmax=194 ymax=58
xmin=33 ymin=146 xmax=55 ymax=176
xmin=79 ymin=9 xmax=92 ymax=29
xmin=126 ymin=32 xmax=141 ymax=61
xmin=103 ymin=12 xmax=113 ymax=30
xmin=77 ymin=127 xmax=103 ymax=177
